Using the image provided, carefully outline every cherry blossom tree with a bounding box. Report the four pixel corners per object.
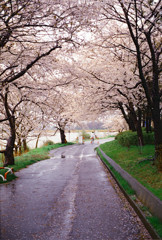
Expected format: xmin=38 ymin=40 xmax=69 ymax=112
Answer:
xmin=0 ymin=0 xmax=97 ymax=165
xmin=68 ymin=43 xmax=154 ymax=146
xmin=70 ymin=0 xmax=161 ymax=169
xmin=95 ymin=0 xmax=162 ymax=169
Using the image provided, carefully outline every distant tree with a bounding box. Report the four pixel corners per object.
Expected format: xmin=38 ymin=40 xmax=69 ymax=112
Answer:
xmin=45 ymin=88 xmax=85 ymax=143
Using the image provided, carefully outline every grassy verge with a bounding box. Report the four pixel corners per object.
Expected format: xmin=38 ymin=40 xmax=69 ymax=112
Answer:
xmin=97 ymin=149 xmax=135 ymax=196
xmin=99 ymin=140 xmax=162 ymax=200
xmin=146 ymin=216 xmax=162 ymax=238
xmin=0 ymin=142 xmax=73 ymax=183
xmin=97 ymin=141 xmax=162 ymax=238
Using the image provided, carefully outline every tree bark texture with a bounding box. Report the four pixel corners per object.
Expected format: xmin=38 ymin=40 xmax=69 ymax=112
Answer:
xmin=4 ymin=133 xmax=15 ymax=166
xmin=59 ymin=128 xmax=67 ymax=144
xmin=118 ymin=102 xmax=136 ymax=131
xmin=23 ymin=139 xmax=28 ymax=152
xmin=128 ymin=103 xmax=144 ymax=146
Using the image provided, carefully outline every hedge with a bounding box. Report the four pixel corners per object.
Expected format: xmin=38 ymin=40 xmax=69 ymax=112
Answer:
xmin=115 ymin=130 xmax=154 ymax=147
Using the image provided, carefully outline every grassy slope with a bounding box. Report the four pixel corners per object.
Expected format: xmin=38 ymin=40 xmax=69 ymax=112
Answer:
xmin=100 ymin=140 xmax=162 ymax=200
xmin=98 ymin=140 xmax=162 ymax=238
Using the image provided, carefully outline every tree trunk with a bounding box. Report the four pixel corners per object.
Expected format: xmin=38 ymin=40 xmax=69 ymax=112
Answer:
xmin=142 ymin=111 xmax=146 ymax=128
xmin=146 ymin=116 xmax=152 ymax=133
xmin=35 ymin=133 xmax=41 ymax=148
xmin=3 ymin=133 xmax=15 ymax=166
xmin=3 ymin=88 xmax=16 ymax=166
xmin=59 ymin=128 xmax=67 ymax=144
xmin=23 ymin=139 xmax=27 ymax=152
xmin=128 ymin=112 xmax=136 ymax=132
xmin=3 ymin=116 xmax=16 ymax=166
xmin=129 ymin=103 xmax=144 ymax=146
xmin=118 ymin=102 xmax=136 ymax=131
xmin=145 ymin=106 xmax=152 ymax=133
xmin=14 ymin=144 xmax=18 ymax=156
xmin=136 ymin=108 xmax=144 ymax=147
xmin=152 ymin=108 xmax=162 ymax=171
xmin=18 ymin=138 xmax=22 ymax=156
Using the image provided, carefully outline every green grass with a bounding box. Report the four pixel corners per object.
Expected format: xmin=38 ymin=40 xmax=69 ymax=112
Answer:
xmin=147 ymin=216 xmax=162 ymax=238
xmin=97 ymin=142 xmax=162 ymax=238
xmin=0 ymin=142 xmax=73 ymax=183
xmin=97 ymin=149 xmax=135 ymax=196
xmin=99 ymin=140 xmax=162 ymax=200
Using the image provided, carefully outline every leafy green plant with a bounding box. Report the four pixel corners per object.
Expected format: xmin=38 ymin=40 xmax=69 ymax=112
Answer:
xmin=143 ymin=132 xmax=154 ymax=145
xmin=116 ymin=130 xmax=154 ymax=147
xmin=115 ymin=131 xmax=138 ymax=148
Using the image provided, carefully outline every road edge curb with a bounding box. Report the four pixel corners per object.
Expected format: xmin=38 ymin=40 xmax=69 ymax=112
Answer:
xmin=96 ymin=148 xmax=160 ymax=240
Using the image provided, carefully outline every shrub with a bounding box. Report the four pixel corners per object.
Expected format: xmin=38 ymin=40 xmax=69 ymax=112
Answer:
xmin=116 ymin=131 xmax=138 ymax=148
xmin=116 ymin=130 xmax=154 ymax=147
xmin=143 ymin=132 xmax=154 ymax=144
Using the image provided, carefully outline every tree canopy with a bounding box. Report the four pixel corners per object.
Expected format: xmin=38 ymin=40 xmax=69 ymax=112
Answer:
xmin=0 ymin=0 xmax=161 ymax=170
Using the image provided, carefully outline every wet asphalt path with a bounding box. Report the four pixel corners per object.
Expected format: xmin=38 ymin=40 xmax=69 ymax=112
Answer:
xmin=0 ymin=141 xmax=151 ymax=240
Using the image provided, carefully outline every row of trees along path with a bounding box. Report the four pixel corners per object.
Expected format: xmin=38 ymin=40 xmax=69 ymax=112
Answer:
xmin=0 ymin=0 xmax=161 ymax=171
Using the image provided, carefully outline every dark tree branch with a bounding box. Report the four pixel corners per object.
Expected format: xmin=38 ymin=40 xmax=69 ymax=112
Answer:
xmin=2 ymin=44 xmax=62 ymax=86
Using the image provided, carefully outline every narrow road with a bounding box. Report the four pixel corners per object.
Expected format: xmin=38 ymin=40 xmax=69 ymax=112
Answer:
xmin=0 ymin=140 xmax=151 ymax=240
